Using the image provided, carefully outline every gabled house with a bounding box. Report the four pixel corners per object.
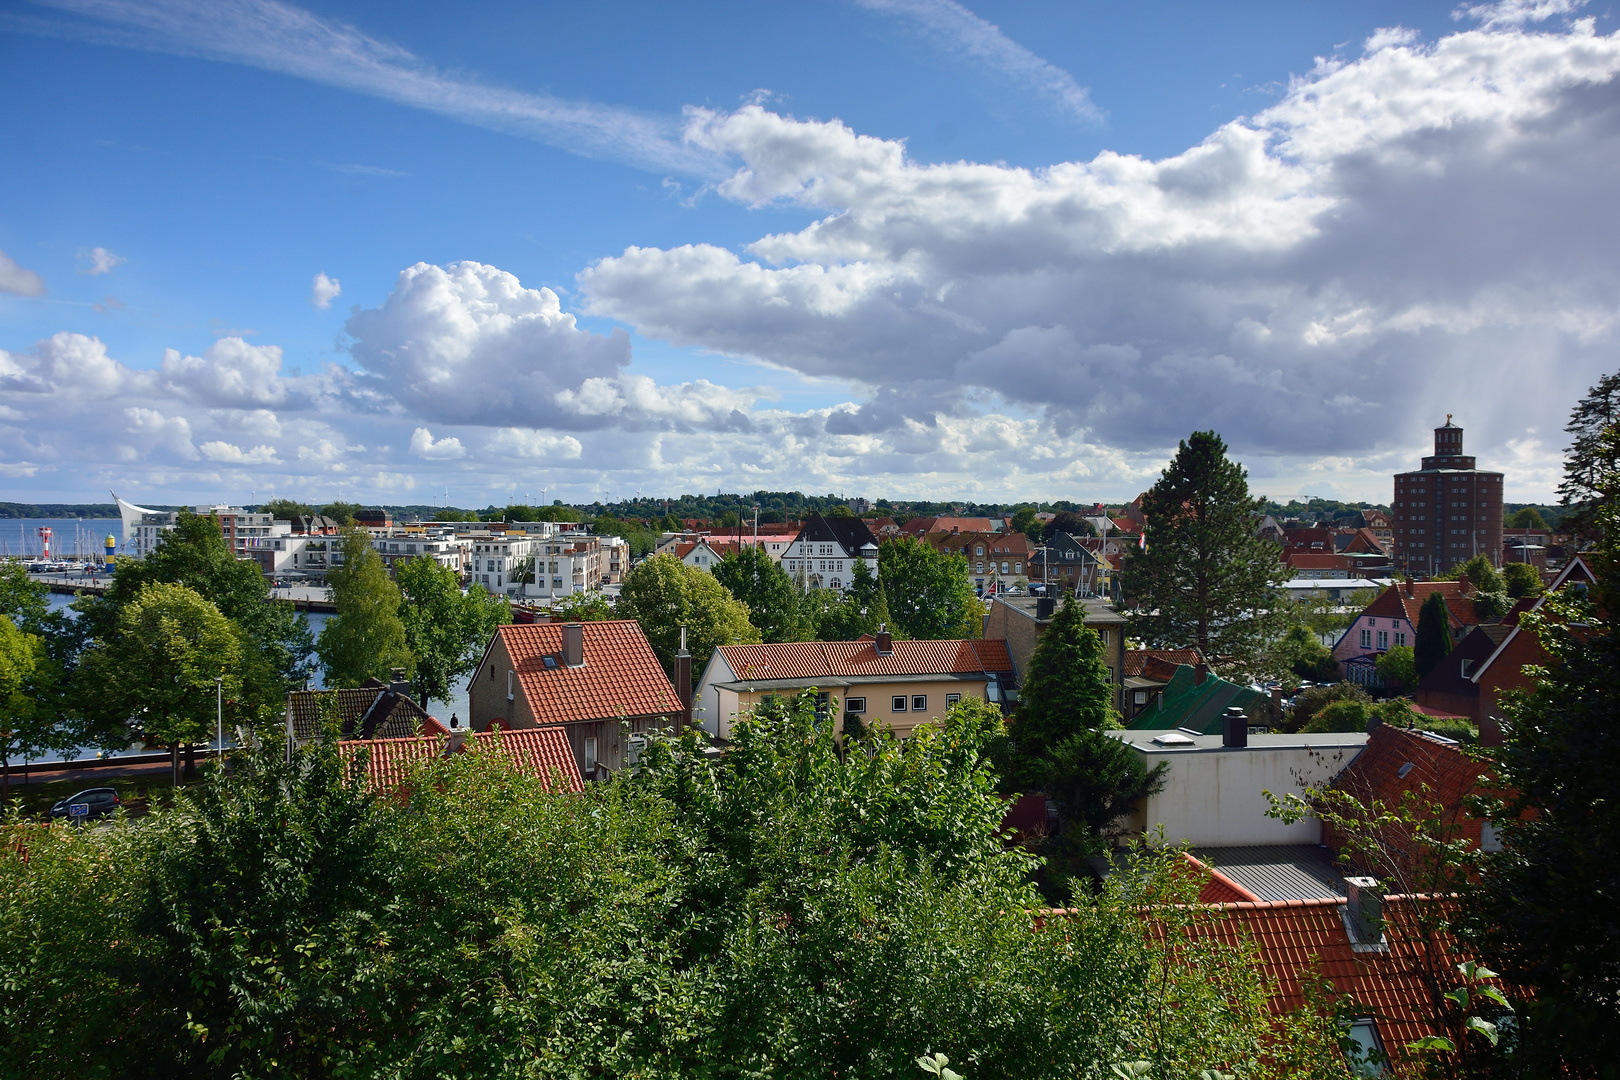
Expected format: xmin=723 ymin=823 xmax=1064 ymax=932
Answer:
xmin=672 ymin=537 xmax=726 ymax=574
xmin=1031 ymin=531 xmax=1111 ymax=597
xmin=340 ymin=727 xmax=584 ymax=795
xmin=694 ymin=631 xmax=1015 ymax=740
xmin=1417 ymin=555 xmax=1598 ymax=739
xmin=1122 ymin=648 xmax=1206 ymax=719
xmin=1284 ymin=552 xmax=1355 ymax=579
xmin=984 ymin=595 xmax=1127 ymax=712
xmin=924 ymin=530 xmax=1033 ymax=594
xmin=286 ymin=674 xmax=447 ymax=754
xmin=782 ymin=511 xmax=879 ymax=592
xmin=1331 ymin=578 xmax=1483 ymax=688
xmin=1323 ymin=722 xmax=1493 ymax=863
xmin=467 ymin=621 xmax=684 ymax=780
xmin=897 ymin=515 xmax=996 ymax=537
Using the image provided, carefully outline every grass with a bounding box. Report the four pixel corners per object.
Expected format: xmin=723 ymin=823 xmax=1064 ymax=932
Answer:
xmin=0 ymin=767 xmax=209 ymax=821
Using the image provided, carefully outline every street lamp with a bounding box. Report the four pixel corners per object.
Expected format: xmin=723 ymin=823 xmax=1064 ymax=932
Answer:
xmin=215 ymin=674 xmax=224 ymax=763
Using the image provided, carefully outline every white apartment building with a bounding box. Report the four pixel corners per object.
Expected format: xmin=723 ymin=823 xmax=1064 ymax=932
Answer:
xmin=468 ymin=529 xmax=609 ymax=599
xmin=368 ymin=528 xmax=469 ymax=577
xmin=781 ymin=512 xmax=880 ymax=592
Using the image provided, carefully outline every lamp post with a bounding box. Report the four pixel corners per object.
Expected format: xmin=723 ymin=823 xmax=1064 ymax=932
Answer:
xmin=215 ymin=674 xmax=224 ymax=763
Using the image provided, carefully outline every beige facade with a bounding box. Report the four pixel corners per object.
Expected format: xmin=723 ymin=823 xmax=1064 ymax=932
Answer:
xmin=709 ymin=676 xmax=997 ymax=741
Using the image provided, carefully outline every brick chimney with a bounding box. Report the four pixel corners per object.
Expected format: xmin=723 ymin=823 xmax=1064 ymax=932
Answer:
xmin=875 ymin=625 xmax=893 ymax=656
xmin=562 ymin=622 xmax=585 ymax=667
xmin=1458 ymin=572 xmax=1471 ymax=593
xmin=673 ymin=626 xmax=692 ymax=731
xmin=1194 ymin=662 xmax=1209 ymax=686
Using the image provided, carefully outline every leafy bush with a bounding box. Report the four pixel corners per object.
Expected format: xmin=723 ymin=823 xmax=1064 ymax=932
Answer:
xmin=1281 ymin=681 xmax=1370 ymax=733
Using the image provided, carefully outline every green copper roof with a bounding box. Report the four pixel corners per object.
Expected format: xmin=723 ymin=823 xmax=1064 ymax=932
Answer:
xmin=1125 ymin=664 xmax=1269 ymax=735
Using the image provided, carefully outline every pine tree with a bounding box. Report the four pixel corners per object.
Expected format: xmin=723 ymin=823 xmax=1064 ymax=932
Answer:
xmin=1557 ymin=368 xmax=1619 ymax=543
xmin=1003 ymin=597 xmax=1115 ymax=791
xmin=1413 ymin=590 xmax=1453 ymax=679
xmin=1120 ymin=431 xmax=1289 ymax=674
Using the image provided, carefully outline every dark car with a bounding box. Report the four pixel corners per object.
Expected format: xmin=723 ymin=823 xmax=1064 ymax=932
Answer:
xmin=49 ymin=787 xmax=121 ymax=821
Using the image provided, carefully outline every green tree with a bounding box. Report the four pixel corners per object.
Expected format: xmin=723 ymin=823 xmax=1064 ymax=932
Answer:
xmin=713 ymin=544 xmax=801 ymax=643
xmin=1041 ymin=727 xmax=1167 ymax=840
xmin=550 ymin=591 xmax=616 ymax=621
xmin=259 ymin=497 xmax=313 ymax=518
xmin=1508 ymin=506 xmax=1547 ymax=530
xmin=844 ymin=556 xmax=891 ymax=637
xmin=318 ymin=500 xmax=362 ymax=526
xmin=1556 ymin=367 xmax=1619 ymax=543
xmin=317 ymin=529 xmax=411 ymax=688
xmin=615 ymin=553 xmax=760 ymax=690
xmin=78 ymin=582 xmax=244 ymax=785
xmin=1445 ymin=553 xmax=1504 ymax=596
xmin=1413 ymin=590 xmax=1454 ymax=680
xmin=0 ymin=615 xmax=42 ymax=800
xmin=1374 ymin=644 xmax=1418 ymax=690
xmin=1281 ymin=682 xmax=1369 ymax=733
xmin=1013 ymin=597 xmax=1116 ymax=756
xmin=1044 ymin=511 xmax=1096 ymax=540
xmin=1275 ymin=623 xmax=1338 ymax=683
xmin=1502 ymin=561 xmax=1543 ymax=599
xmin=1466 ymin=427 xmax=1620 ymax=1074
xmin=1120 ymin=431 xmax=1289 ymax=674
xmin=396 ymin=556 xmax=509 ymax=709
xmin=879 ymin=535 xmax=979 ymax=640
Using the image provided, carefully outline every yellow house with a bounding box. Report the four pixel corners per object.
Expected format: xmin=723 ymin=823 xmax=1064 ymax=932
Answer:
xmin=694 ymin=631 xmax=1015 ymax=740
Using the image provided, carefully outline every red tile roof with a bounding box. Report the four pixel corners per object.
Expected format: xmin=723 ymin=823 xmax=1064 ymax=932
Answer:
xmin=1285 ymin=553 xmax=1355 ymax=571
xmin=1360 ymin=580 xmax=1481 ymax=628
xmin=1207 ymin=895 xmax=1490 ymax=1063
xmin=899 ymin=515 xmax=996 ymax=536
xmin=717 ymin=638 xmax=1014 ymax=681
xmin=1183 ymin=853 xmax=1261 ymax=903
xmin=492 ymin=621 xmax=682 ymax=725
xmin=1325 ymin=723 xmax=1489 ymax=856
xmin=340 ymin=727 xmax=584 ymax=794
xmin=1123 ymin=648 xmax=1205 ymax=679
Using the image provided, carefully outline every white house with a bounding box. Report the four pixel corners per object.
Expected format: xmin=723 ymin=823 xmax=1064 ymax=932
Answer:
xmin=781 ymin=512 xmax=879 ymax=592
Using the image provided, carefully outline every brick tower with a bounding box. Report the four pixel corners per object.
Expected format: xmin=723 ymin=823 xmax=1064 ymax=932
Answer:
xmin=1391 ymin=416 xmax=1503 ymax=578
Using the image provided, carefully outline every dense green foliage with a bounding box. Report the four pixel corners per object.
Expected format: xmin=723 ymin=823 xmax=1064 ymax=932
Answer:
xmin=1275 ymin=623 xmax=1339 ymax=683
xmin=550 ymin=591 xmax=616 ymax=621
xmin=801 ymin=558 xmax=892 ymax=642
xmin=1281 ymin=682 xmax=1369 ymax=733
xmin=878 ymin=536 xmax=979 ymax=640
xmin=1555 ymin=367 xmax=1618 ymax=543
xmin=396 ymin=556 xmax=509 ymax=707
xmin=316 ymin=529 xmax=411 ymax=687
xmin=712 ymin=544 xmax=801 ymax=643
xmin=318 ymin=500 xmax=362 ymax=526
xmin=1373 ymin=644 xmax=1417 ymax=690
xmin=616 ymin=553 xmax=760 ymax=690
xmin=1121 ymin=431 xmax=1289 ymax=675
xmin=1414 ymin=591 xmax=1454 ymax=680
xmin=257 ymin=497 xmax=313 ymax=518
xmin=1501 ymin=562 xmax=1543 ymax=600
xmin=1506 ymin=507 xmax=1547 ymax=531
xmin=0 ymin=693 xmax=1348 ymax=1079
xmin=1467 ymin=428 xmax=1620 ymax=1075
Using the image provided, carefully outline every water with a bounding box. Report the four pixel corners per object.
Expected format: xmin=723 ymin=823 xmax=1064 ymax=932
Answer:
xmin=1 ymin=517 xmax=123 ymax=561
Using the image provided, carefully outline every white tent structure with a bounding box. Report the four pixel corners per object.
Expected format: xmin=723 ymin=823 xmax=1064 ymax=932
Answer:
xmin=111 ymin=490 xmax=165 ymax=555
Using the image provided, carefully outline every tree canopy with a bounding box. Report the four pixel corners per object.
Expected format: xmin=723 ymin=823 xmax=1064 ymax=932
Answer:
xmin=1413 ymin=589 xmax=1454 ymax=680
xmin=396 ymin=556 xmax=509 ymax=708
xmin=1120 ymin=430 xmax=1289 ymax=674
xmin=1502 ymin=561 xmax=1544 ymax=599
xmin=615 ymin=553 xmax=759 ymax=690
xmin=879 ymin=536 xmax=979 ymax=640
xmin=712 ymin=544 xmax=801 ymax=643
xmin=1556 ymin=367 xmax=1619 ymax=543
xmin=317 ymin=529 xmax=411 ymax=688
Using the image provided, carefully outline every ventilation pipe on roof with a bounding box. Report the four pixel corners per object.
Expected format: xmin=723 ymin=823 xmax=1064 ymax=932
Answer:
xmin=1194 ymin=662 xmax=1209 ymax=686
xmin=673 ymin=626 xmax=692 ymax=732
xmin=562 ymin=623 xmax=585 ymax=668
xmin=1221 ymin=705 xmax=1248 ymax=748
xmin=876 ymin=625 xmax=893 ymax=656
xmin=1344 ymin=877 xmax=1384 ymax=944
xmin=1035 ymin=595 xmax=1055 ymax=620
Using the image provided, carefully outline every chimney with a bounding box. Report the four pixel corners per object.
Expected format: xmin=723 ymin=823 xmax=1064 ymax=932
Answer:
xmin=562 ymin=622 xmax=585 ymax=667
xmin=1221 ymin=705 xmax=1248 ymax=748
xmin=1403 ymin=574 xmax=1414 ymax=597
xmin=1458 ymin=572 xmax=1471 ymax=593
xmin=673 ymin=626 xmax=692 ymax=731
xmin=389 ymin=667 xmax=410 ymax=698
xmin=875 ymin=625 xmax=893 ymax=656
xmin=1344 ymin=876 xmax=1384 ymax=944
xmin=1270 ymin=685 xmax=1286 ymax=706
xmin=1035 ymin=595 xmax=1055 ymax=620
xmin=1194 ymin=662 xmax=1209 ymax=686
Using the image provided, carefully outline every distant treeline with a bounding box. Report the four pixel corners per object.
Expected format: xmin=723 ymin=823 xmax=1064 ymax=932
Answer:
xmin=0 ymin=502 xmax=164 ymax=519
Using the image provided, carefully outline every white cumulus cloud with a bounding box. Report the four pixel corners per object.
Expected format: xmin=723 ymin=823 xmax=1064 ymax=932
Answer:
xmin=310 ymin=271 xmax=342 ymax=309
xmin=0 ymin=248 xmax=46 ymax=297
xmin=78 ymin=246 xmax=125 ymax=276
xmin=199 ymin=440 xmax=281 ymax=464
xmin=486 ymin=428 xmax=584 ymax=459
xmin=409 ymin=426 xmax=467 ymax=460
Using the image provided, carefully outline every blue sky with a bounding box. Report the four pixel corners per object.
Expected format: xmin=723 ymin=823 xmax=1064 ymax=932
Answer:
xmin=2 ymin=0 xmax=1616 ymax=508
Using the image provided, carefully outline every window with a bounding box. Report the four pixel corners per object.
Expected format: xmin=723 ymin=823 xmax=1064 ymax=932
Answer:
xmin=911 ymin=694 xmax=927 ymax=712
xmin=506 ymin=670 xmax=514 ymax=700
xmin=945 ymin=693 xmax=961 ymax=705
xmin=583 ymin=737 xmax=598 ymax=773
xmin=845 ymin=697 xmax=866 ymax=713
xmin=1394 ymin=632 xmax=1406 ymax=647
xmin=1345 ymin=1017 xmax=1387 ymax=1077
xmin=1460 ymin=659 xmax=1474 ymax=677
xmin=1015 ymin=562 xmax=1022 ymax=574
xmin=1368 ymin=618 xmax=1377 ymax=627
xmin=488 ymin=664 xmax=495 ymax=680
xmin=976 ymin=563 xmax=984 ymax=574
xmin=1098 ymin=629 xmax=1109 ymax=645
xmin=1360 ymin=629 xmax=1373 ymax=648
xmin=1001 ymin=562 xmax=1009 ymax=573
xmin=1134 ymin=690 xmax=1148 ymax=705
xmin=1376 ymin=630 xmax=1388 ymax=650
xmin=1480 ymin=821 xmax=1503 ymax=852
xmin=892 ymin=695 xmax=908 ymax=712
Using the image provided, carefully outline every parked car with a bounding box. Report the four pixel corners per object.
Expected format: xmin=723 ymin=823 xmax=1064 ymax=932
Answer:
xmin=49 ymin=787 xmax=121 ymax=821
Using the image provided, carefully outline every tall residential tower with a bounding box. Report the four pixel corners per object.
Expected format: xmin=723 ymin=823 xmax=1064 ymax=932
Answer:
xmin=1392 ymin=416 xmax=1503 ymax=577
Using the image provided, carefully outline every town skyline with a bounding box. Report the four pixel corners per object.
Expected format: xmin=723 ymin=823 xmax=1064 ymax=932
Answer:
xmin=4 ymin=1 xmax=1615 ymax=506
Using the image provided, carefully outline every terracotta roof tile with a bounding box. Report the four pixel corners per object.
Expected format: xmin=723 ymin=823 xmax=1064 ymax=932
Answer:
xmin=718 ymin=638 xmax=1014 ymax=681
xmin=494 ymin=621 xmax=682 ymax=725
xmin=340 ymin=727 xmax=584 ymax=794
xmin=1123 ymin=648 xmax=1205 ymax=678
xmin=1361 ymin=581 xmax=1480 ymax=628
xmin=1326 ymin=723 xmax=1488 ymax=855
xmin=287 ymin=684 xmax=439 ymax=742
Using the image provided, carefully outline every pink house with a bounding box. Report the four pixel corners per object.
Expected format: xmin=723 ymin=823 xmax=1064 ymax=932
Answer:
xmin=1332 ymin=578 xmax=1482 ymax=688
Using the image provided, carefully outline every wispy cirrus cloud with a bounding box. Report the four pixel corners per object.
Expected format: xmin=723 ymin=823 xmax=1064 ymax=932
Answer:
xmin=853 ymin=0 xmax=1103 ymax=123
xmin=15 ymin=0 xmax=720 ymax=175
